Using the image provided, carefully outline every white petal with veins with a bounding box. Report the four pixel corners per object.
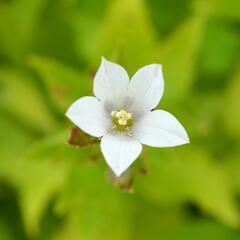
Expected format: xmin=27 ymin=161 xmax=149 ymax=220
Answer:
xmin=101 ymin=133 xmax=142 ymax=176
xmin=66 ymin=96 xmax=110 ymax=137
xmin=126 ymin=64 xmax=164 ymax=113
xmin=93 ymin=57 xmax=129 ymax=108
xmin=134 ymin=110 xmax=189 ymax=147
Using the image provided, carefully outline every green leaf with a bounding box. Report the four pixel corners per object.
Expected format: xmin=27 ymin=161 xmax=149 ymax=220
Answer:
xmin=0 ymin=114 xmax=63 ymax=237
xmin=158 ymin=219 xmax=238 ymax=240
xmin=67 ymin=0 xmax=108 ymax=62
xmin=156 ymin=15 xmax=205 ymax=103
xmin=223 ymin=62 xmax=240 ymax=136
xmin=0 ymin=186 xmax=28 ymax=240
xmin=15 ymin=130 xmax=103 ymax=236
xmin=86 ymin=0 xmax=158 ymax=73
xmin=13 ymin=131 xmax=76 ymax=236
xmin=209 ymin=0 xmax=240 ymax=20
xmin=223 ymin=148 xmax=240 ymax=193
xmin=25 ymin=133 xmax=134 ymax=239
xmin=146 ymin=0 xmax=191 ymax=36
xmin=136 ymin=147 xmax=239 ymax=227
xmin=17 ymin=158 xmax=67 ymax=236
xmin=0 ymin=114 xmax=33 ymax=179
xmin=0 ymin=0 xmax=47 ymax=62
xmin=52 ymin=162 xmax=134 ymax=240
xmin=196 ymin=19 xmax=239 ymax=91
xmin=28 ymin=55 xmax=92 ymax=113
xmin=0 ymin=67 xmax=57 ymax=134
xmin=200 ymin=20 xmax=239 ymax=77
xmin=0 ymin=127 xmax=78 ymax=236
xmin=133 ymin=204 xmax=238 ymax=240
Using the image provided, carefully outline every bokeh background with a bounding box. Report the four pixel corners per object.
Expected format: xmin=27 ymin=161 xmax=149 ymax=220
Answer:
xmin=0 ymin=0 xmax=240 ymax=239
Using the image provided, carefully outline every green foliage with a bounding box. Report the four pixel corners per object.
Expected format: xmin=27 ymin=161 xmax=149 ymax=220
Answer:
xmin=0 ymin=67 xmax=57 ymax=134
xmin=0 ymin=0 xmax=47 ymax=62
xmin=136 ymin=147 xmax=239 ymax=226
xmin=27 ymin=55 xmax=92 ymax=113
xmin=156 ymin=15 xmax=205 ymax=102
xmin=0 ymin=0 xmax=240 ymax=239
xmin=224 ymin=62 xmax=240 ymax=135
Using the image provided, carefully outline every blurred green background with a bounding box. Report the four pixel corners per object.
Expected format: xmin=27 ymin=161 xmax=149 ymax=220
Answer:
xmin=0 ymin=0 xmax=240 ymax=239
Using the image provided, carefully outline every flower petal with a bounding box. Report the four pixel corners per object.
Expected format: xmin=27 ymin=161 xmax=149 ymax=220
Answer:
xmin=66 ymin=96 xmax=110 ymax=137
xmin=93 ymin=57 xmax=129 ymax=108
xmin=134 ymin=110 xmax=189 ymax=147
xmin=101 ymin=133 xmax=142 ymax=177
xmin=126 ymin=64 xmax=164 ymax=113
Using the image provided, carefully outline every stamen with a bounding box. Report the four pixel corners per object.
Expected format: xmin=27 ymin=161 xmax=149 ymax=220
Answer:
xmin=118 ymin=118 xmax=127 ymax=126
xmin=126 ymin=113 xmax=132 ymax=120
xmin=127 ymin=131 xmax=133 ymax=137
xmin=110 ymin=109 xmax=133 ymax=132
xmin=108 ymin=126 xmax=117 ymax=132
xmin=111 ymin=111 xmax=117 ymax=117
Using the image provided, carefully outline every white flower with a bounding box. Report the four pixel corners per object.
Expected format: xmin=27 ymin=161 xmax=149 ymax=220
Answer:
xmin=66 ymin=57 xmax=189 ymax=177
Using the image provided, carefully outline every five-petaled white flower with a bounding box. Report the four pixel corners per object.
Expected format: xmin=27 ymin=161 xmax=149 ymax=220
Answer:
xmin=66 ymin=58 xmax=189 ymax=177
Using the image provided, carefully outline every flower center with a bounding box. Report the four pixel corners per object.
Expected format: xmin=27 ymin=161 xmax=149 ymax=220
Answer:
xmin=111 ymin=109 xmax=133 ymax=131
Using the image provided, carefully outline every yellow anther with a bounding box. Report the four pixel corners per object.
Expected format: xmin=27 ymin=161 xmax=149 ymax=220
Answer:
xmin=115 ymin=112 xmax=121 ymax=118
xmin=126 ymin=113 xmax=132 ymax=120
xmin=118 ymin=118 xmax=127 ymax=126
xmin=111 ymin=109 xmax=133 ymax=128
xmin=111 ymin=111 xmax=117 ymax=117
